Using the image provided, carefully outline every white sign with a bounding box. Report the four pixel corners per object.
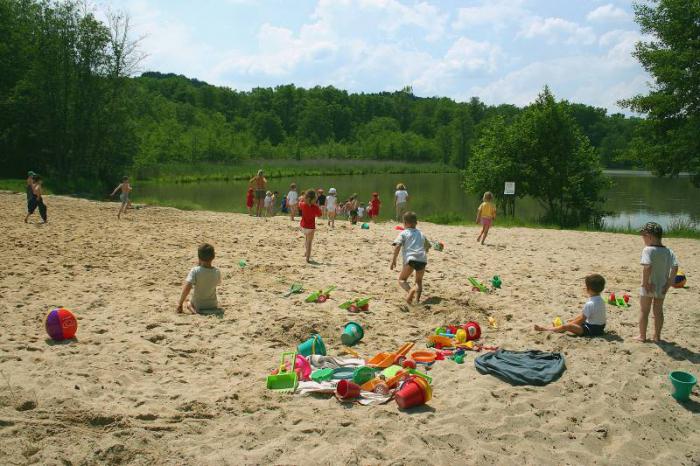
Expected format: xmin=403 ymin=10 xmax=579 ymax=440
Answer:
xmin=504 ymin=182 xmax=515 ymax=195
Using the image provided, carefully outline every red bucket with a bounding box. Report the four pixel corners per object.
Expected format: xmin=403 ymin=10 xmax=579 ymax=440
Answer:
xmin=336 ymin=379 xmax=361 ymax=400
xmin=395 ymin=378 xmax=426 ymax=409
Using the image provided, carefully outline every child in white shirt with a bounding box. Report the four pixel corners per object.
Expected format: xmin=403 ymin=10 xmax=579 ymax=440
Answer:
xmin=177 ymin=244 xmax=222 ymax=314
xmin=391 ymin=211 xmax=430 ymax=304
xmin=535 ymin=274 xmax=606 ymax=336
xmin=287 ymin=183 xmax=299 ymax=221
xmin=326 ymin=188 xmax=337 ymax=228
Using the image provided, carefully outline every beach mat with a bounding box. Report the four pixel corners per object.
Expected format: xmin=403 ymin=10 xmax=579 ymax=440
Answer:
xmin=475 ymin=349 xmax=566 ymax=386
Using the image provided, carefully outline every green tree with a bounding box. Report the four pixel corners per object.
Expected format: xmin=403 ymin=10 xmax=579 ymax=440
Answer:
xmin=251 ymin=111 xmax=285 ymax=145
xmin=621 ymin=0 xmax=700 ymax=185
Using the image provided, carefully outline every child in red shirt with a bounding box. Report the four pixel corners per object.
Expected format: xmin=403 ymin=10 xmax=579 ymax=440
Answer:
xmin=299 ymin=189 xmax=322 ymax=263
xmin=369 ymin=192 xmax=381 ymax=221
xmin=246 ymin=187 xmax=254 ymax=215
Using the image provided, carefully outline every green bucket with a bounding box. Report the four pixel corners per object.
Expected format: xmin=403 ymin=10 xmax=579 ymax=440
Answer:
xmin=297 ymin=334 xmax=326 ymax=356
xmin=341 ymin=322 xmax=364 ymax=346
xmin=352 ymin=366 xmax=375 ymax=385
xmin=669 ymin=371 xmax=697 ymax=401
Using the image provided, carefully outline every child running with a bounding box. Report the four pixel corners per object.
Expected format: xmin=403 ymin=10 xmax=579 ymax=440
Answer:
xmin=246 ymin=187 xmax=254 ymax=215
xmin=534 ymin=274 xmax=607 ymax=336
xmin=298 ymin=189 xmax=322 ymax=263
xmin=177 ymin=243 xmax=222 ymax=314
xmin=111 ymin=176 xmax=132 ymax=220
xmin=326 ymin=188 xmax=337 ymax=228
xmin=287 ymin=183 xmax=299 ymax=221
xmin=369 ymin=192 xmax=381 ymax=222
xmin=636 ymin=222 xmax=679 ymax=342
xmin=476 ymin=191 xmax=496 ymax=245
xmin=391 ymin=211 xmax=430 ymax=304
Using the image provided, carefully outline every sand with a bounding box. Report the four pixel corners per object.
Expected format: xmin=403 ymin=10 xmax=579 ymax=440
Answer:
xmin=0 ymin=191 xmax=698 ymax=465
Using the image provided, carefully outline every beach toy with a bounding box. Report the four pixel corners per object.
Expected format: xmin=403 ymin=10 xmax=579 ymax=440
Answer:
xmin=356 ymin=298 xmax=370 ymax=311
xmin=382 ymin=365 xmax=403 ymax=378
xmin=607 ymin=294 xmax=631 ymax=308
xmin=434 ymin=326 xmax=446 ymax=335
xmin=339 ymin=298 xmax=370 ymax=312
xmin=297 ymin=334 xmax=326 ymax=356
xmin=455 ymin=328 xmax=467 ymax=343
xmin=468 ymin=277 xmax=489 ymax=293
xmin=360 ymin=370 xmax=407 ymax=392
xmin=306 ymin=286 xmax=336 ymax=303
xmin=284 ymin=283 xmax=304 ymax=297
xmin=447 ymin=325 xmax=458 ymax=335
xmin=427 ymin=335 xmax=454 ymax=348
xmin=431 ymin=241 xmax=444 ymax=251
xmin=395 ymin=376 xmax=429 ymax=409
xmin=623 ymin=293 xmax=630 ymax=303
xmin=295 ymin=354 xmax=311 ymax=381
xmin=336 ymin=380 xmax=361 ymax=400
xmin=361 ymin=223 xmax=369 ymax=229
xmin=491 ymin=275 xmax=502 ymax=289
xmin=45 ymin=307 xmax=78 ymax=341
xmin=669 ymin=371 xmax=696 ymax=401
xmin=266 ymin=352 xmax=299 ymax=391
xmin=402 ymin=359 xmax=417 ymax=369
xmin=341 ymin=322 xmax=364 ymax=346
xmin=608 ymin=292 xmax=616 ymax=304
xmin=394 ymin=225 xmax=404 ymax=231
xmin=672 ymin=270 xmax=686 ymax=288
xmin=462 ymin=321 xmax=481 ymax=341
xmin=342 ymin=347 xmax=361 ymax=358
xmin=411 ymin=351 xmax=437 ymax=364
xmin=406 ymin=369 xmax=432 ymax=384
xmin=453 ymin=353 xmax=465 ymax=364
xmin=311 ymin=368 xmax=334 ymax=382
xmin=488 ymin=317 xmax=497 ymax=328
xmin=352 ymin=366 xmax=376 ymax=385
xmin=238 ymin=259 xmax=247 ymax=268
xmin=367 ymin=342 xmax=414 ymax=368
xmin=331 ymin=367 xmax=356 ymax=380
xmin=552 ymin=316 xmax=563 ymax=327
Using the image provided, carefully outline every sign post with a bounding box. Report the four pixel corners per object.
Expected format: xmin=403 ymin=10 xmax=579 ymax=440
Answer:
xmin=504 ymin=182 xmax=515 ymax=217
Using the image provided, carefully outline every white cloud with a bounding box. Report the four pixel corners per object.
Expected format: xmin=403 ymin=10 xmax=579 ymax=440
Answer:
xmin=519 ymin=17 xmax=596 ymax=45
xmin=452 ymin=0 xmax=527 ymax=30
xmin=586 ymin=4 xmax=629 ymax=22
xmin=599 ymin=29 xmax=642 ymax=65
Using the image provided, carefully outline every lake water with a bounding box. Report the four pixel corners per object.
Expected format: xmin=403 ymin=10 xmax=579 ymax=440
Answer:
xmin=139 ymin=172 xmax=700 ymax=230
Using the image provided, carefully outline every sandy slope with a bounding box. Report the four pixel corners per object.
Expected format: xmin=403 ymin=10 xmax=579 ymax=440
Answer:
xmin=0 ymin=192 xmax=697 ymax=465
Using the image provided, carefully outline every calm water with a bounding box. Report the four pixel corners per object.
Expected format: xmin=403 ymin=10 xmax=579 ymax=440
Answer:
xmin=139 ymin=172 xmax=700 ymax=230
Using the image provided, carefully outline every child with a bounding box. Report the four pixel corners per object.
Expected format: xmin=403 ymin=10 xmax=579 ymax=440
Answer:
xmin=272 ymin=191 xmax=279 ymax=214
xmin=357 ymin=203 xmax=366 ymax=219
xmin=534 ymin=274 xmax=607 ymax=336
xmin=317 ymin=189 xmax=327 ymax=218
xmin=476 ymin=191 xmax=496 ymax=245
xmin=298 ymin=189 xmax=322 ymax=263
xmin=636 ymin=222 xmax=679 ymax=342
xmin=177 ymin=243 xmax=222 ymax=314
xmin=287 ymin=183 xmax=299 ymax=221
xmin=264 ymin=190 xmax=273 ymax=218
xmin=394 ymin=183 xmax=409 ymax=221
xmin=25 ymin=175 xmax=47 ymax=224
xmin=369 ymin=192 xmax=381 ymax=222
xmin=391 ymin=211 xmax=430 ymax=304
xmin=246 ymin=187 xmax=254 ymax=215
xmin=111 ymin=176 xmax=132 ymax=220
xmin=326 ymin=188 xmax=337 ymax=228
xmin=349 ymin=194 xmax=359 ymax=224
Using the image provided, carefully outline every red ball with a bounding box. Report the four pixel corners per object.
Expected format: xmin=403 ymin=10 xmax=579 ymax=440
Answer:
xmin=45 ymin=308 xmax=77 ymax=341
xmin=463 ymin=321 xmax=481 ymax=341
xmin=402 ymin=359 xmax=417 ymax=369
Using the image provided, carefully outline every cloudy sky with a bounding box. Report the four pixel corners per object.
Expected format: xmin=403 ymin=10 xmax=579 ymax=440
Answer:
xmin=101 ymin=0 xmax=650 ymax=113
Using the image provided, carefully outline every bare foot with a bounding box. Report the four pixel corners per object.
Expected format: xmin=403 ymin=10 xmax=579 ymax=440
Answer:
xmin=534 ymin=324 xmax=547 ymax=331
xmin=406 ymin=288 xmax=416 ymax=304
xmin=633 ymin=335 xmax=647 ymax=342
xmin=186 ymin=302 xmax=198 ymax=315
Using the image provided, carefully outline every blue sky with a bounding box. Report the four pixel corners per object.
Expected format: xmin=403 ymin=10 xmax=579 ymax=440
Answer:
xmin=100 ymin=0 xmax=649 ymax=113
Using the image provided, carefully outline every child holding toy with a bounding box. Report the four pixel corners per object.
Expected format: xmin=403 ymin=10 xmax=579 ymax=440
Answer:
xmin=287 ymin=183 xmax=299 ymax=221
xmin=245 ymin=187 xmax=254 ymax=215
xmin=534 ymin=274 xmax=607 ymax=336
xmin=177 ymin=243 xmax=222 ymax=314
xmin=636 ymin=222 xmax=679 ymax=342
xmin=299 ymin=189 xmax=322 ymax=263
xmin=476 ymin=191 xmax=496 ymax=244
xmin=326 ymin=188 xmax=337 ymax=227
xmin=391 ymin=211 xmax=430 ymax=304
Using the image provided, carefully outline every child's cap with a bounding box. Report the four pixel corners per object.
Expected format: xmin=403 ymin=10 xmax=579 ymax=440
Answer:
xmin=640 ymin=221 xmax=663 ymax=238
xmin=329 ymin=188 xmax=337 ymax=194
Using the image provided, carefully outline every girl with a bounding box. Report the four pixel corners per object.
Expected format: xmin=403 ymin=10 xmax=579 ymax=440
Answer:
xmin=394 ymin=183 xmax=409 ymax=221
xmin=476 ymin=191 xmax=496 ymax=245
xmin=326 ymin=188 xmax=337 ymax=228
xmin=287 ymin=183 xmax=299 ymax=221
xmin=299 ymin=189 xmax=322 ymax=263
xmin=369 ymin=192 xmax=381 ymax=222
xmin=637 ymin=222 xmax=679 ymax=342
xmin=111 ymin=176 xmax=132 ymax=220
xmin=245 ymin=187 xmax=254 ymax=215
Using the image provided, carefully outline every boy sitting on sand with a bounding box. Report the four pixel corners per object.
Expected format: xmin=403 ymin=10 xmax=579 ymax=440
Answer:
xmin=391 ymin=211 xmax=431 ymax=304
xmin=177 ymin=243 xmax=222 ymax=314
xmin=535 ymin=274 xmax=606 ymax=336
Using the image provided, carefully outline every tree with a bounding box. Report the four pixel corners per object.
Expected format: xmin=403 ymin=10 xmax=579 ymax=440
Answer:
xmin=251 ymin=111 xmax=285 ymax=145
xmin=621 ymin=0 xmax=700 ymax=186
xmin=465 ymin=87 xmax=609 ymax=227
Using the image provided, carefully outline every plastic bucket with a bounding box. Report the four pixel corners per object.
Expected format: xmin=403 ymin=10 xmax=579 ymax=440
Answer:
xmin=352 ymin=366 xmax=375 ymax=385
xmin=295 ymin=354 xmax=311 ymax=381
xmin=341 ymin=322 xmax=364 ymax=346
xmin=297 ymin=334 xmax=326 ymax=356
xmin=669 ymin=371 xmax=697 ymax=401
xmin=395 ymin=377 xmax=426 ymax=409
xmin=336 ymin=380 xmax=361 ymax=399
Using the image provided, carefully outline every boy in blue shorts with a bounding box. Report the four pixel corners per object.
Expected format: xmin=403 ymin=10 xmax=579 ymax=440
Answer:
xmin=535 ymin=274 xmax=607 ymax=336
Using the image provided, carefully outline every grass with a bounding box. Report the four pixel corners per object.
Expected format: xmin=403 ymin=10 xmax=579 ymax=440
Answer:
xmin=0 ymin=179 xmax=54 ymax=194
xmin=136 ymin=197 xmax=204 ymax=211
xmin=135 ymin=160 xmax=456 ymax=183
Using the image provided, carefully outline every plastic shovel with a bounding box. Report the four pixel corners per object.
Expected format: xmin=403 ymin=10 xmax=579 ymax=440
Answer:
xmin=367 ymin=342 xmax=414 ymax=368
xmin=468 ymin=277 xmax=489 ymax=293
xmin=284 ymin=283 xmax=304 ymax=297
xmin=266 ymin=352 xmax=299 ymax=392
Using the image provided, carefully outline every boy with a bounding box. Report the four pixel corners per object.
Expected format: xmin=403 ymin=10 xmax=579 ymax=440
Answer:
xmin=111 ymin=176 xmax=132 ymax=219
xmin=391 ymin=211 xmax=430 ymax=304
xmin=535 ymin=274 xmax=607 ymax=336
xmin=177 ymin=243 xmax=222 ymax=314
xmin=24 ymin=171 xmax=37 ymax=223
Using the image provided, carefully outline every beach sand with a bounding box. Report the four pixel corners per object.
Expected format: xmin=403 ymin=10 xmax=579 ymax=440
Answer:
xmin=0 ymin=192 xmax=698 ymax=465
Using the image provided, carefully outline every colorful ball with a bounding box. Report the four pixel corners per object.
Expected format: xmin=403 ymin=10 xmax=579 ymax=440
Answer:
xmin=45 ymin=307 xmax=77 ymax=341
xmin=672 ymin=271 xmax=687 ymax=289
xmin=463 ymin=321 xmax=481 ymax=341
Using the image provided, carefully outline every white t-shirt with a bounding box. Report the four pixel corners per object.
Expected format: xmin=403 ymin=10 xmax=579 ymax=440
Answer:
xmin=186 ymin=265 xmax=221 ymax=310
xmin=264 ymin=195 xmax=272 ymax=208
xmin=393 ymin=228 xmax=428 ymax=264
xmin=325 ymin=195 xmax=336 ymax=210
xmin=395 ymin=190 xmax=409 ymax=204
xmin=582 ymin=295 xmax=606 ymax=326
xmin=641 ymin=246 xmax=678 ymax=296
xmin=358 ymin=207 xmax=365 ymax=217
xmin=287 ymin=190 xmax=298 ymax=205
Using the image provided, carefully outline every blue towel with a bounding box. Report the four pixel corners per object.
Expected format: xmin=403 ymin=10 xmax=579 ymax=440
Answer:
xmin=475 ymin=349 xmax=566 ymax=386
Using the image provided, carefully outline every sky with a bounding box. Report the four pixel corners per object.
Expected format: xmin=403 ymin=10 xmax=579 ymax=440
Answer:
xmin=98 ymin=0 xmax=650 ymax=113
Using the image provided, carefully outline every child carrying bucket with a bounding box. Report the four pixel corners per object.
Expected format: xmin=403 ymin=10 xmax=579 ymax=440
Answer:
xmin=391 ymin=211 xmax=430 ymax=304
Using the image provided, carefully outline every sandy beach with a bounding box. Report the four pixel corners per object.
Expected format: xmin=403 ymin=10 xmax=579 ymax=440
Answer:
xmin=0 ymin=191 xmax=698 ymax=465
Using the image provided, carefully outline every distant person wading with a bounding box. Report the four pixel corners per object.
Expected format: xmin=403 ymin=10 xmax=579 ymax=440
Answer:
xmin=249 ymin=170 xmax=267 ymax=217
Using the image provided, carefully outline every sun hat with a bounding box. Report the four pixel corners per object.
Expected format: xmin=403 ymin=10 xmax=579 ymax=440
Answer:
xmin=329 ymin=188 xmax=337 ymax=194
xmin=640 ymin=221 xmax=663 ymax=238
